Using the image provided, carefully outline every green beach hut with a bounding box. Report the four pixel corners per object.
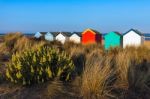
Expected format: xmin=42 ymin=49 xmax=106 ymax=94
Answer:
xmin=104 ymin=32 xmax=122 ymax=50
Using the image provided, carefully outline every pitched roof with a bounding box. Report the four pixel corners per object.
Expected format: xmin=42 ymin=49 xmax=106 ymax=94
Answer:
xmin=36 ymin=32 xmax=72 ymax=37
xmin=55 ymin=32 xmax=71 ymax=37
xmin=113 ymin=31 xmax=122 ymax=36
xmin=36 ymin=32 xmax=58 ymax=37
xmin=71 ymin=32 xmax=82 ymax=37
xmin=123 ymin=29 xmax=143 ymax=36
xmin=62 ymin=32 xmax=72 ymax=37
xmin=51 ymin=32 xmax=60 ymax=37
xmin=105 ymin=31 xmax=122 ymax=37
xmin=91 ymin=29 xmax=101 ymax=35
xmin=40 ymin=32 xmax=47 ymax=35
xmin=82 ymin=28 xmax=102 ymax=35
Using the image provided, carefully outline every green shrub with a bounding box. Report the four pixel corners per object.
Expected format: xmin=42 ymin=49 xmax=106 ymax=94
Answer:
xmin=6 ymin=47 xmax=75 ymax=85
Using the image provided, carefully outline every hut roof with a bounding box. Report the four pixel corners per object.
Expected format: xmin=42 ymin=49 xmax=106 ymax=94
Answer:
xmin=82 ymin=28 xmax=101 ymax=35
xmin=51 ymin=32 xmax=72 ymax=37
xmin=40 ymin=32 xmax=47 ymax=35
xmin=51 ymin=32 xmax=60 ymax=37
xmin=61 ymin=32 xmax=72 ymax=37
xmin=123 ymin=29 xmax=143 ymax=36
xmin=113 ymin=31 xmax=122 ymax=36
xmin=72 ymin=32 xmax=82 ymax=37
xmin=105 ymin=31 xmax=122 ymax=37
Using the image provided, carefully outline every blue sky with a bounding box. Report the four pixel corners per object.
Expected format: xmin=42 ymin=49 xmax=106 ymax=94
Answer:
xmin=0 ymin=0 xmax=150 ymax=33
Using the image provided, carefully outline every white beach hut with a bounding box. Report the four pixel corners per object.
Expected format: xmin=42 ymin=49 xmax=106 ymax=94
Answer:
xmin=123 ymin=29 xmax=144 ymax=48
xmin=69 ymin=32 xmax=81 ymax=43
xmin=55 ymin=32 xmax=71 ymax=44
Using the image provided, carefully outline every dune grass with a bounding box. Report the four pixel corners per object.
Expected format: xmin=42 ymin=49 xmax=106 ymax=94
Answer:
xmin=0 ymin=33 xmax=150 ymax=98
xmin=81 ymin=60 xmax=113 ymax=99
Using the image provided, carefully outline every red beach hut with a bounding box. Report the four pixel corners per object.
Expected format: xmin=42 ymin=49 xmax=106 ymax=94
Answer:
xmin=82 ymin=29 xmax=102 ymax=44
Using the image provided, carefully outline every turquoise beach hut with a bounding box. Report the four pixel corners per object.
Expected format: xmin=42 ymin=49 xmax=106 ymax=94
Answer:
xmin=45 ymin=32 xmax=54 ymax=41
xmin=104 ymin=32 xmax=122 ymax=50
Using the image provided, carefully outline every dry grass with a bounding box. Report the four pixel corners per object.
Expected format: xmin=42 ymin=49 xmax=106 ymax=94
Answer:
xmin=0 ymin=33 xmax=23 ymax=57
xmin=0 ymin=43 xmax=9 ymax=55
xmin=81 ymin=66 xmax=111 ymax=99
xmin=114 ymin=50 xmax=132 ymax=89
xmin=0 ymin=34 xmax=150 ymax=98
xmin=4 ymin=33 xmax=23 ymax=50
xmin=44 ymin=80 xmax=64 ymax=98
xmin=144 ymin=40 xmax=150 ymax=48
xmin=78 ymin=45 xmax=150 ymax=98
xmin=13 ymin=36 xmax=31 ymax=52
xmin=80 ymin=52 xmax=113 ymax=99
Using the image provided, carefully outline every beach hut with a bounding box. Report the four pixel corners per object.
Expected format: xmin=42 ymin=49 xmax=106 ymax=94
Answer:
xmin=69 ymin=32 xmax=81 ymax=43
xmin=55 ymin=32 xmax=71 ymax=44
xmin=34 ymin=32 xmax=42 ymax=38
xmin=82 ymin=29 xmax=102 ymax=44
xmin=123 ymin=29 xmax=144 ymax=48
xmin=104 ymin=32 xmax=122 ymax=50
xmin=34 ymin=32 xmax=47 ymax=39
xmin=44 ymin=32 xmax=54 ymax=41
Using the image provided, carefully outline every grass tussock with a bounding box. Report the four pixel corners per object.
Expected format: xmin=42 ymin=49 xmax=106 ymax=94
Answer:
xmin=4 ymin=33 xmax=23 ymax=50
xmin=80 ymin=50 xmax=114 ymax=99
xmin=115 ymin=50 xmax=131 ymax=89
xmin=81 ymin=63 xmax=113 ymax=99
